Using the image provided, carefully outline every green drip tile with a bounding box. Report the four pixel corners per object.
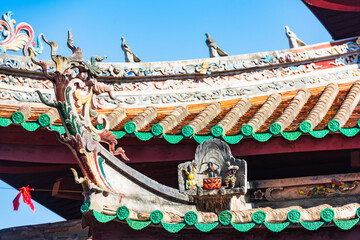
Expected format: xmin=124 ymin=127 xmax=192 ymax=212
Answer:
xmin=287 ymin=209 xmax=301 ymax=223
xmin=49 ymin=125 xmax=66 ymax=134
xmin=222 ymin=134 xmax=243 ymax=144
xmin=0 ymin=117 xmax=12 ymax=127
xmin=38 ymin=113 xmax=51 ymax=127
xmin=151 ymin=123 xmax=163 ymax=136
xmin=321 ymin=208 xmax=334 ymax=222
xmin=241 ymin=124 xmax=253 ymax=136
xmin=328 ymin=119 xmax=340 ymax=132
xmin=116 ymin=206 xmax=130 ymax=220
xmin=182 ymin=125 xmax=194 ymax=137
xmin=184 ymin=211 xmax=198 ymax=225
xmin=309 ymin=129 xmax=329 ymax=138
xmin=134 ymin=131 xmax=153 ymax=141
xmin=231 ymin=222 xmax=255 ymax=232
xmin=21 ymin=122 xmax=40 ymax=131
xmin=333 ymin=218 xmax=359 ymax=230
xmin=211 ymin=125 xmax=224 ymax=137
xmin=124 ymin=121 xmax=136 ymax=133
xmin=269 ymin=122 xmax=282 ymax=135
xmin=339 ymin=127 xmax=360 ymax=137
xmin=219 ymin=211 xmax=232 ymax=226
xmin=161 ymin=222 xmax=186 ymax=233
xmin=300 ymin=221 xmax=324 ymax=231
xmin=264 ymin=222 xmax=290 ymax=232
xmin=126 ymin=219 xmax=151 ymax=230
xmin=163 ymin=134 xmax=183 ymax=144
xmin=281 ymin=131 xmax=301 ymax=141
xmin=150 ymin=210 xmax=163 ymax=224
xmin=11 ymin=111 xmax=24 ymax=124
xmin=252 ymin=210 xmax=266 ymax=224
xmin=93 ymin=210 xmax=116 ymax=223
xmin=194 ymin=222 xmax=219 ymax=232
xmin=112 ymin=130 xmax=127 ymax=139
xmin=252 ymin=133 xmax=272 ymax=142
xmin=193 ymin=135 xmax=213 ymax=144
xmin=299 ymin=121 xmax=312 ymax=133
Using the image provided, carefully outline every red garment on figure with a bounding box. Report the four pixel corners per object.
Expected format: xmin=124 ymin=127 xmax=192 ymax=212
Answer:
xmin=13 ymin=186 xmax=36 ymax=212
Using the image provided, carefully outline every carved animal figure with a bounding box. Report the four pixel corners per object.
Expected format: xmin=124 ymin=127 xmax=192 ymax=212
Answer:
xmin=205 ymin=33 xmax=228 ymax=58
xmin=121 ymin=37 xmax=141 ymax=63
xmin=285 ymin=26 xmax=306 ymax=49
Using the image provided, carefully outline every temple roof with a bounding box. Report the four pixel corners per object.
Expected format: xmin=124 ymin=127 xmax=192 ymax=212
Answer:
xmin=303 ymin=0 xmax=360 ymax=40
xmin=85 ymin=201 xmax=360 ymax=232
xmin=1 ymin=80 xmax=360 ymax=145
xmin=1 ymin=35 xmax=360 ymax=145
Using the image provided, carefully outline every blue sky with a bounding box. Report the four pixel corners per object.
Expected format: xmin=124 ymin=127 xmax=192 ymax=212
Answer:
xmin=0 ymin=0 xmax=332 ymax=229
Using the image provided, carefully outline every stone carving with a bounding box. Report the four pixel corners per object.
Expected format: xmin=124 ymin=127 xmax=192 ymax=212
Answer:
xmin=0 ymin=74 xmax=53 ymax=89
xmin=178 ymin=138 xmax=247 ymax=195
xmin=121 ymin=37 xmax=141 ymax=63
xmin=205 ymin=33 xmax=228 ymax=58
xmin=1 ymin=37 xmax=358 ymax=79
xmin=0 ymin=11 xmax=43 ymax=56
xmin=285 ymin=26 xmax=306 ymax=49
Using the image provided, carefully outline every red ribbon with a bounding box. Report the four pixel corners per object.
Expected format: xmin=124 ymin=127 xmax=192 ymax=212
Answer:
xmin=13 ymin=186 xmax=36 ymax=212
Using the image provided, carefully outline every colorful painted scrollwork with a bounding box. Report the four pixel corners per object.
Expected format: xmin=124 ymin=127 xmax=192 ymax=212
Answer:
xmin=32 ymin=31 xmax=128 ymax=191
xmin=0 ymin=12 xmax=43 ymax=56
xmin=251 ymin=179 xmax=359 ymax=202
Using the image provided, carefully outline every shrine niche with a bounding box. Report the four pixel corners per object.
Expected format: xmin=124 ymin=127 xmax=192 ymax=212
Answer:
xmin=178 ymin=138 xmax=247 ymax=196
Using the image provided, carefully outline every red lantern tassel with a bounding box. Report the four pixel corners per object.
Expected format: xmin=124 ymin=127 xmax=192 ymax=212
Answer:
xmin=13 ymin=186 xmax=36 ymax=212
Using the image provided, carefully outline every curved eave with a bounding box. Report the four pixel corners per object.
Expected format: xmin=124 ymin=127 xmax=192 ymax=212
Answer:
xmin=1 ymin=80 xmax=360 ymax=144
xmin=1 ymin=36 xmax=360 ymax=144
xmin=303 ymin=0 xmax=360 ymax=40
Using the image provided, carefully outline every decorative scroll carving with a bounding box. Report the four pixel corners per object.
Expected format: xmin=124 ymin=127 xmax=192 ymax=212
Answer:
xmin=0 ymin=11 xmax=43 ymax=56
xmin=32 ymin=32 xmax=128 ymax=191
xmin=251 ymin=179 xmax=360 ymax=202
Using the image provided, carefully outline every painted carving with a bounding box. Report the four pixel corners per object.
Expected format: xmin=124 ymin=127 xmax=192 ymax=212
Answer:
xmin=201 ymin=162 xmax=221 ymax=190
xmin=224 ymin=161 xmax=239 ymax=189
xmin=32 ymin=31 xmax=128 ymax=191
xmin=298 ymin=179 xmax=359 ymax=199
xmin=252 ymin=179 xmax=359 ymax=202
xmin=0 ymin=11 xmax=43 ymax=56
xmin=178 ymin=139 xmax=247 ymax=195
xmin=0 ymin=32 xmax=359 ymax=79
xmin=184 ymin=161 xmax=197 ymax=190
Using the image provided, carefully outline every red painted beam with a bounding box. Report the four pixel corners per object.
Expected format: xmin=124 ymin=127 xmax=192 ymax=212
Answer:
xmin=120 ymin=133 xmax=360 ymax=162
xmin=2 ymin=133 xmax=360 ymax=165
xmin=0 ymin=143 xmax=76 ymax=164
